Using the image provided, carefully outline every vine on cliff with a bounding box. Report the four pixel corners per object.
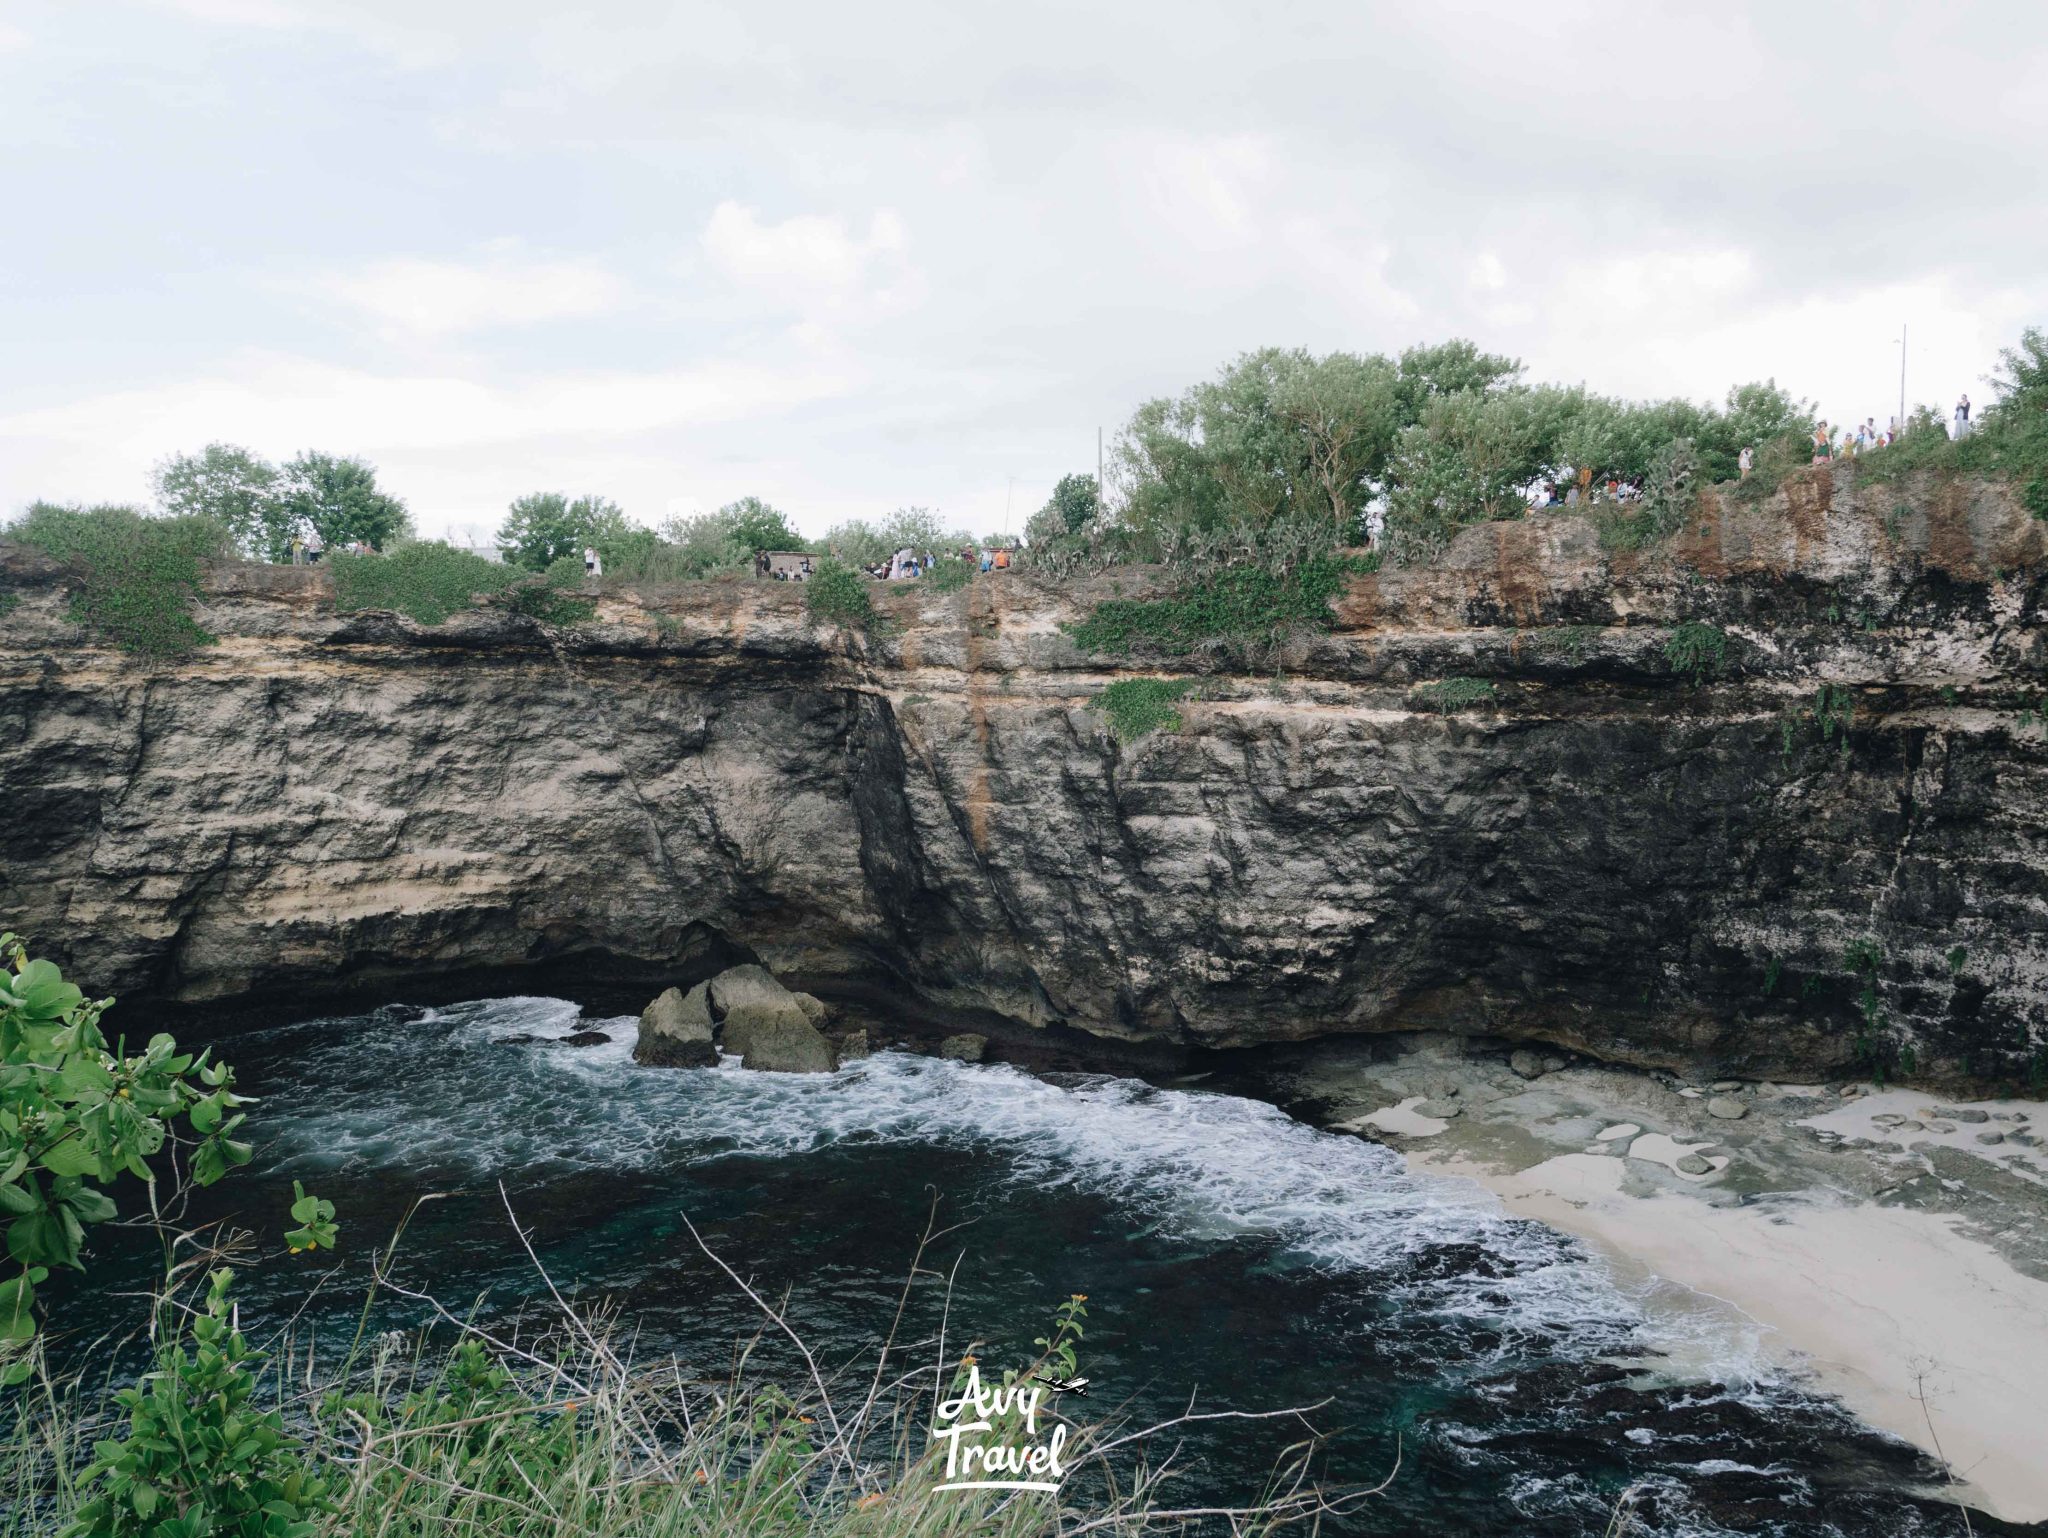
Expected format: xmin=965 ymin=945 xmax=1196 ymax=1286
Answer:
xmin=1092 ymin=677 xmax=1196 ymax=742
xmin=1064 ymin=550 xmax=1367 ymax=660
xmin=8 ymin=503 xmax=228 ymax=657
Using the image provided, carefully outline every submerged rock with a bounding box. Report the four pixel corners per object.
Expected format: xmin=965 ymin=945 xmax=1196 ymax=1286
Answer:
xmin=558 ymin=1029 xmax=611 ymax=1047
xmin=1676 ymin=1153 xmax=1714 ymax=1175
xmin=634 ymin=983 xmax=717 ymax=1068
xmin=1706 ymin=1096 xmax=1748 ymax=1121
xmin=939 ymin=1033 xmax=988 ymax=1063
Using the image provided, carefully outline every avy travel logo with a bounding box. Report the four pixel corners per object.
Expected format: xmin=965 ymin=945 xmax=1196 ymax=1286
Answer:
xmin=928 ymin=1361 xmax=1088 ymax=1494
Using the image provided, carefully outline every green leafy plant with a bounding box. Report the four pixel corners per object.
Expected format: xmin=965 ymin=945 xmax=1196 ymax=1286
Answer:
xmin=804 ymin=557 xmax=876 ymax=631
xmin=63 ymin=1269 xmax=333 ymax=1538
xmin=0 ymin=937 xmax=251 ymax=1365
xmin=1947 ymin=945 xmax=1969 ymax=977
xmin=1663 ymin=622 xmax=1728 ymax=685
xmin=1411 ymin=676 xmax=1496 ymax=714
xmin=284 ymin=1181 xmax=338 ymax=1254
xmin=1033 ymin=1293 xmax=1089 ymax=1382
xmin=1092 ymin=678 xmax=1195 ymax=742
xmin=7 ymin=503 xmax=229 ymax=658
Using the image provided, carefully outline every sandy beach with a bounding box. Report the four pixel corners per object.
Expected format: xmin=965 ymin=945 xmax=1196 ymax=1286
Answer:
xmin=1272 ymin=1041 xmax=2048 ymax=1524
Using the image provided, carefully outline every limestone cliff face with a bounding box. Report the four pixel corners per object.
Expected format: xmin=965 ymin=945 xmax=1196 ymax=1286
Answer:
xmin=5 ymin=469 xmax=2047 ymax=1085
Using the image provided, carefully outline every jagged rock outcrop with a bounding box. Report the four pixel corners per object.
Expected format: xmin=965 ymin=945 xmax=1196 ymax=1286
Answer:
xmin=634 ymin=983 xmax=716 ymax=1067
xmin=4 ymin=468 xmax=2047 ymax=1086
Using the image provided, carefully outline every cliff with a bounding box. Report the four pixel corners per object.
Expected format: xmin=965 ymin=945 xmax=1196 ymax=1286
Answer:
xmin=5 ymin=468 xmax=2047 ymax=1086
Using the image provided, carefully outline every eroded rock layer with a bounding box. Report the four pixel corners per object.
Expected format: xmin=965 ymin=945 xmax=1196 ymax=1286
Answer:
xmin=5 ymin=469 xmax=2047 ymax=1085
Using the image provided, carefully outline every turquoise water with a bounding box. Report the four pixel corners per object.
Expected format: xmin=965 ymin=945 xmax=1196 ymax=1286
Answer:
xmin=77 ymin=996 xmax=2017 ymax=1536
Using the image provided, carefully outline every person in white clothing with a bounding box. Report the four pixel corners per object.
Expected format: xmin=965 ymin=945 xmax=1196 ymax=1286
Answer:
xmin=1738 ymin=446 xmax=1754 ymax=478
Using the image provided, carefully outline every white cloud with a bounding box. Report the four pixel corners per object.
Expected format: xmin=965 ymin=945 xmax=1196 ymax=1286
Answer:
xmin=297 ymin=253 xmax=628 ymax=338
xmin=0 ymin=22 xmax=29 ymax=51
xmin=701 ymin=202 xmax=910 ymax=300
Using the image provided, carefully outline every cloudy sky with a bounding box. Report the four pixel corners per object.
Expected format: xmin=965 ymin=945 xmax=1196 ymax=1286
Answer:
xmin=1 ymin=0 xmax=2041 ymax=543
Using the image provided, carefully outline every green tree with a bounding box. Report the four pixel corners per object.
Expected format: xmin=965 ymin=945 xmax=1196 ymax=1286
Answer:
xmin=1042 ymin=473 xmax=1101 ymax=536
xmin=717 ymin=495 xmax=802 ymax=555
xmin=1273 ymin=352 xmax=1401 ymax=537
xmin=1381 ymin=390 xmax=1545 ymax=563
xmin=152 ymin=443 xmax=278 ymax=557
xmin=497 ymin=492 xmax=631 ymax=571
xmin=1392 ymin=339 xmax=1523 ymax=425
xmin=277 ymin=452 xmax=411 ymax=554
xmin=1991 ymin=326 xmax=2048 ymax=418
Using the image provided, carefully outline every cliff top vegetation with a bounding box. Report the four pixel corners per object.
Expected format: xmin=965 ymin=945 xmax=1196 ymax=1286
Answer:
xmin=4 ymin=327 xmax=2043 ymax=661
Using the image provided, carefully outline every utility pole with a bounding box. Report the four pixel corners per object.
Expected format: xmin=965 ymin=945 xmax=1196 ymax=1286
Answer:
xmin=1896 ymin=322 xmax=1908 ymax=431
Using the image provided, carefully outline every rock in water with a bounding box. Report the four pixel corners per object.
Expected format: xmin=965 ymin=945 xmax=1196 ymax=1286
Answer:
xmin=939 ymin=1033 xmax=988 ymax=1063
xmin=708 ymin=964 xmax=800 ymax=1017
xmin=1676 ymin=1153 xmax=1714 ymax=1175
xmin=1509 ymin=1050 xmax=1546 ymax=1080
xmin=558 ymin=1029 xmax=612 ymax=1047
xmin=634 ymin=983 xmax=716 ymax=1068
xmin=723 ymin=1004 xmax=838 ymax=1073
xmin=791 ymin=991 xmax=829 ymax=1026
xmin=1931 ymin=1106 xmax=1990 ymax=1124
xmin=1975 ymin=1130 xmax=2006 ymax=1146
xmin=1415 ymin=1099 xmax=1462 ymax=1119
xmin=1706 ymin=1096 xmax=1748 ymax=1121
xmin=836 ymin=1027 xmax=871 ymax=1060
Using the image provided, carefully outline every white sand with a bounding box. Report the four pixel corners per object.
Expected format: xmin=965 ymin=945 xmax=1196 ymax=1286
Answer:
xmin=1412 ymin=1145 xmax=2048 ymax=1523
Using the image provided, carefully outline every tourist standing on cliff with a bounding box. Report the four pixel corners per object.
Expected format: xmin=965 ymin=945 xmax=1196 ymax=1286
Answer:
xmin=1811 ymin=423 xmax=1832 ymax=463
xmin=1738 ymin=446 xmax=1754 ymax=478
xmin=583 ymin=546 xmax=601 ymax=577
xmin=1955 ymin=394 xmax=1972 ymax=437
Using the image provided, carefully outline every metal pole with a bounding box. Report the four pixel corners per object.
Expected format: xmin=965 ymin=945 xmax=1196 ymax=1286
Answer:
xmin=1898 ymin=322 xmax=1908 ymax=430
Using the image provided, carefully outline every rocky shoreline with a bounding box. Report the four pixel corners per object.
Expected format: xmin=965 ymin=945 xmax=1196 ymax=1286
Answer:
xmin=1219 ymin=1031 xmax=2048 ymax=1526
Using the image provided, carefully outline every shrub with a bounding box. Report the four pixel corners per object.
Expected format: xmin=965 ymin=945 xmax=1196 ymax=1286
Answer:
xmin=1092 ymin=677 xmax=1195 ymax=742
xmin=64 ymin=1269 xmax=333 ymax=1538
xmin=804 ymin=557 xmax=875 ymax=631
xmin=1412 ymin=676 xmax=1496 ymax=714
xmin=331 ymin=542 xmax=520 ymax=624
xmin=1664 ymin=621 xmax=1728 ymax=684
xmin=7 ymin=503 xmax=230 ymax=657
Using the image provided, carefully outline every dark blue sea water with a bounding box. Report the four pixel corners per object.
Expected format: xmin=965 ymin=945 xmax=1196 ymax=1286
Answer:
xmin=69 ymin=997 xmax=2017 ymax=1537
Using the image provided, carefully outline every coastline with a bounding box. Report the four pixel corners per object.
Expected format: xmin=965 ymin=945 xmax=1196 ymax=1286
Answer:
xmin=1252 ymin=1039 xmax=2048 ymax=1525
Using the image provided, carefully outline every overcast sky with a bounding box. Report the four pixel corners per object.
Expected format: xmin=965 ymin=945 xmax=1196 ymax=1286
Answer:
xmin=1 ymin=0 xmax=2041 ymax=543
